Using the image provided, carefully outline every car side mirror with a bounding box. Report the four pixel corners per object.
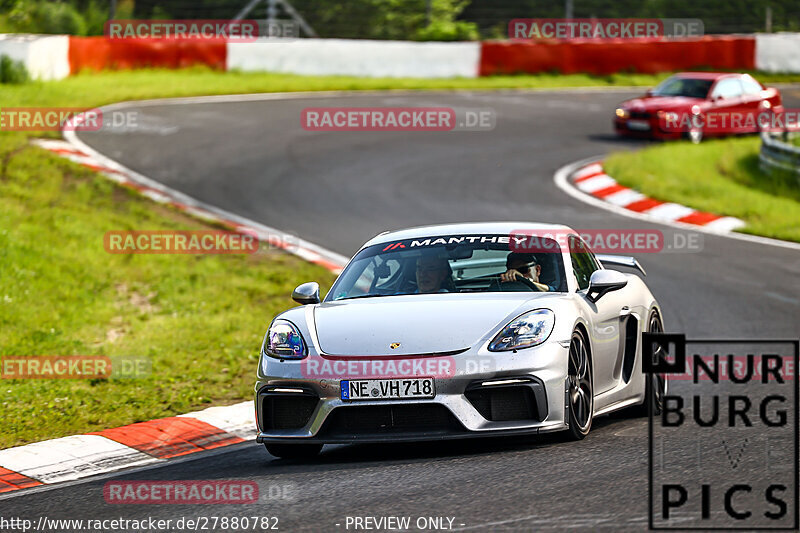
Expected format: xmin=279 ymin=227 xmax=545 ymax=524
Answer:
xmin=292 ymin=282 xmax=320 ymax=305
xmin=587 ymin=270 xmax=627 ymax=303
xmin=645 ymin=89 xmax=653 ymax=97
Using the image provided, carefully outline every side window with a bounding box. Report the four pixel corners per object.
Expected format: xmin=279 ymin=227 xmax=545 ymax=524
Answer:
xmin=741 ymin=76 xmax=763 ymax=95
xmin=569 ymin=235 xmax=598 ymax=291
xmin=351 ymin=260 xmax=377 ymax=296
xmin=711 ymin=78 xmax=743 ymax=100
xmin=349 ymin=258 xmax=403 ymax=295
xmin=373 ymin=259 xmax=401 ymax=290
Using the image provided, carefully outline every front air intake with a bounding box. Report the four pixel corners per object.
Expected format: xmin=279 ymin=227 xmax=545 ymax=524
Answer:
xmin=465 ymin=378 xmax=547 ymax=422
xmin=259 ymin=389 xmax=319 ymax=430
xmin=319 ymin=404 xmax=463 ymax=438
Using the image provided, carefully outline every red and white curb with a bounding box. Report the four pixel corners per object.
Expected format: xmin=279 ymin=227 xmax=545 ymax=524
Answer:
xmin=569 ymin=162 xmax=745 ymax=232
xmin=555 ymin=156 xmax=800 ymax=252
xmin=0 ymin=401 xmax=253 ymax=493
xmin=31 ymin=138 xmax=348 ymax=274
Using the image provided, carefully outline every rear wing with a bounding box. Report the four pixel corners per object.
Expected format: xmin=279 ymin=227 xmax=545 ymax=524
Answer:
xmin=595 ymin=254 xmax=646 ymax=276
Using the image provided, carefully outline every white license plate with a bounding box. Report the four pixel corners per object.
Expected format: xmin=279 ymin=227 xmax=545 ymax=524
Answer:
xmin=340 ymin=378 xmax=435 ymax=401
xmin=627 ymin=119 xmax=651 ymax=131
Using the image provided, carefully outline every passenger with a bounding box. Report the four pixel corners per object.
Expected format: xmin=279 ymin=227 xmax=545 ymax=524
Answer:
xmin=415 ymin=255 xmax=452 ymax=293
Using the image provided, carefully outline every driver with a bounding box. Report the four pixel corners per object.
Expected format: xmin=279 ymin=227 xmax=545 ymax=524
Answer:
xmin=500 ymin=252 xmax=553 ymax=292
xmin=415 ymin=255 xmax=452 ymax=293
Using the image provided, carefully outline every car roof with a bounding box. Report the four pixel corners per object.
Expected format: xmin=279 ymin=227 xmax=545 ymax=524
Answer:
xmin=671 ymin=72 xmax=739 ymax=80
xmin=362 ymin=222 xmax=576 ymax=248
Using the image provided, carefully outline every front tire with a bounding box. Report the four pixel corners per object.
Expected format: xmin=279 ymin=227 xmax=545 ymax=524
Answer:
xmin=265 ymin=443 xmax=322 ymax=459
xmin=567 ymin=329 xmax=593 ymax=440
xmin=634 ymin=310 xmax=667 ymax=416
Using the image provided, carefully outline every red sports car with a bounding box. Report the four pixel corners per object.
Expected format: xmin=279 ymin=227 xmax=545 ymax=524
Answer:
xmin=614 ymin=72 xmax=783 ymax=143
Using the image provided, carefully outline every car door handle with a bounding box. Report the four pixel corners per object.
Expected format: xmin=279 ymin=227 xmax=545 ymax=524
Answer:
xmin=619 ymin=306 xmax=632 ymax=317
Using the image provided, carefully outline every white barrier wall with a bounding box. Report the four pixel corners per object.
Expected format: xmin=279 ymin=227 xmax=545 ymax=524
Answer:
xmin=1 ymin=33 xmax=798 ymax=81
xmin=227 ymin=38 xmax=481 ymax=78
xmin=755 ymin=33 xmax=800 ymax=73
xmin=0 ymin=34 xmax=70 ymax=80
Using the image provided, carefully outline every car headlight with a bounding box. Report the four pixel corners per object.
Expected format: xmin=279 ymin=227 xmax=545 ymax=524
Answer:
xmin=615 ymin=108 xmax=629 ymax=119
xmin=264 ymin=319 xmax=307 ymax=359
xmin=657 ymin=110 xmax=679 ymax=122
xmin=488 ymin=309 xmax=555 ymax=352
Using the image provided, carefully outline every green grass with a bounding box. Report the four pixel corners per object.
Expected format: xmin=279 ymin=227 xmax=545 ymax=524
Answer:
xmin=4 ymin=68 xmax=800 ymax=111
xmin=1 ymin=67 xmax=799 ymax=448
xmin=604 ymin=136 xmax=800 ymax=242
xmin=0 ymin=69 xmax=682 ymax=114
xmin=0 ymin=143 xmax=337 ymax=449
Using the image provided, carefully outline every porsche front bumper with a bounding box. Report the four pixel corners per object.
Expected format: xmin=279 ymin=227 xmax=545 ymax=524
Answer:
xmin=254 ymin=341 xmax=571 ymax=444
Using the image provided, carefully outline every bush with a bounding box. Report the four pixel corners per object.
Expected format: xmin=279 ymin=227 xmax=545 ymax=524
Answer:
xmin=6 ymin=1 xmax=88 ymax=35
xmin=83 ymin=0 xmax=111 ymax=36
xmin=0 ymin=54 xmax=29 ymax=84
xmin=40 ymin=2 xmax=86 ymax=34
xmin=413 ymin=19 xmax=479 ymax=41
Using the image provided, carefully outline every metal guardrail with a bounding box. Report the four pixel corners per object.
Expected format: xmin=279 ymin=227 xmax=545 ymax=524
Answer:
xmin=759 ymin=130 xmax=800 ymax=181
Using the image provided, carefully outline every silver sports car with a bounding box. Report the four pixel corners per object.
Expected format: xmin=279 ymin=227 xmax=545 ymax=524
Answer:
xmin=255 ymin=222 xmax=666 ymax=458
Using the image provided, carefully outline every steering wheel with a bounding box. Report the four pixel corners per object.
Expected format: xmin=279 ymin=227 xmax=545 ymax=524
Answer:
xmin=498 ymin=274 xmax=543 ymax=292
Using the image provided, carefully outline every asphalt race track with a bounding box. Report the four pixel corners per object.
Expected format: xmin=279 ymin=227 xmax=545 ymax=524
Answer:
xmin=3 ymin=87 xmax=800 ymax=531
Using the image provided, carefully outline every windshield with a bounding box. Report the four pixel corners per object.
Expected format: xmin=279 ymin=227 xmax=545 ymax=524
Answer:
xmin=327 ymin=234 xmax=568 ymax=301
xmin=651 ymin=76 xmax=713 ymax=99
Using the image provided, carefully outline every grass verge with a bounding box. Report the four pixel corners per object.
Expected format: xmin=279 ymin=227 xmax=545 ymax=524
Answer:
xmin=4 ymin=68 xmax=800 ymax=112
xmin=0 ymin=142 xmax=336 ymax=449
xmin=604 ymin=136 xmax=800 ymax=243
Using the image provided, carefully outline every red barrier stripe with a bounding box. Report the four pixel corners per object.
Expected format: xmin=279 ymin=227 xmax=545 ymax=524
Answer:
xmin=69 ymin=37 xmax=226 ymax=74
xmin=675 ymin=211 xmax=721 ymax=226
xmin=92 ymin=417 xmax=243 ymax=459
xmin=592 ymin=184 xmax=628 ymax=198
xmin=624 ymin=198 xmax=664 ymax=212
xmin=0 ymin=467 xmax=42 ymax=493
xmin=479 ymin=36 xmax=755 ymax=76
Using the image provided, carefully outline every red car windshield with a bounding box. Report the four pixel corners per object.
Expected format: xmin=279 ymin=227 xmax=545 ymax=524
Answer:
xmin=652 ymin=77 xmax=714 ymax=99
